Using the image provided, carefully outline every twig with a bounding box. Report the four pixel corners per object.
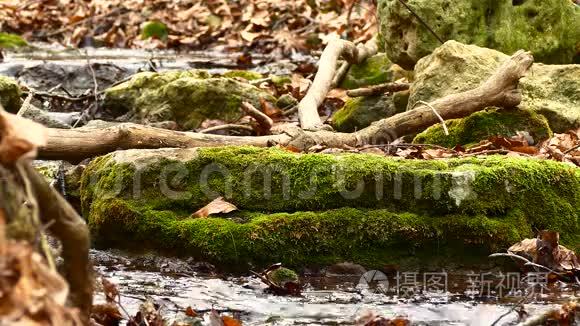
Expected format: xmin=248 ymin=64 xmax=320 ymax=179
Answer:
xmin=241 ymin=101 xmax=273 ymax=132
xmin=396 ymin=0 xmax=444 ymax=44
xmin=22 ymin=89 xmax=94 ymax=102
xmin=199 ymin=124 xmax=254 ymax=134
xmin=331 ymin=61 xmax=350 ymax=88
xmin=564 ymin=143 xmax=580 ymax=154
xmin=489 ymin=252 xmax=564 ymax=276
xmin=491 ymin=294 xmax=532 ymax=326
xmin=415 ymin=100 xmax=448 ymax=135
xmin=346 ymin=82 xmax=410 ymax=97
xmin=16 ymin=92 xmax=34 ymax=117
xmin=462 ymin=149 xmax=511 ymax=157
xmin=86 ymin=52 xmax=100 ymax=118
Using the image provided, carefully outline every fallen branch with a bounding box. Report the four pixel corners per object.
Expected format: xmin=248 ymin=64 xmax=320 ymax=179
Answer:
xmin=38 ymin=50 xmax=533 ymax=161
xmin=241 ymin=101 xmax=273 ymax=132
xmin=298 ymin=37 xmax=378 ymax=130
xmin=346 ymin=82 xmax=410 ymax=97
xmin=39 ymin=123 xmax=291 ymax=162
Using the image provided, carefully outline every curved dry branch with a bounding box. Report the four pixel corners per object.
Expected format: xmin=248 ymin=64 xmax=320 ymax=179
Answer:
xmin=298 ymin=37 xmax=378 ymax=130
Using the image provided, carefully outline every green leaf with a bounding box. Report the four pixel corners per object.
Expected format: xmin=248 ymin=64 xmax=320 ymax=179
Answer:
xmin=0 ymin=33 xmax=28 ymax=49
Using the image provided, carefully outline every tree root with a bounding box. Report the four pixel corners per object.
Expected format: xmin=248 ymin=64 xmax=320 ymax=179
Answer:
xmin=39 ymin=50 xmax=533 ymax=162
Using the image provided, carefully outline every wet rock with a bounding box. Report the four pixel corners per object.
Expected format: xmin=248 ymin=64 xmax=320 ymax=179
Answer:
xmin=339 ymin=53 xmax=395 ymax=89
xmin=331 ymin=91 xmax=408 ymax=132
xmin=409 ymin=41 xmax=580 ymax=132
xmin=103 ymin=70 xmax=276 ymax=129
xmin=0 ymin=75 xmax=22 ymax=112
xmin=378 ymin=0 xmax=580 ymax=69
xmin=325 ymin=262 xmax=366 ymax=276
xmin=268 ymin=267 xmax=299 ymax=287
xmin=276 ymin=94 xmax=298 ymax=110
xmin=413 ymin=108 xmax=552 ymax=148
xmin=21 ymin=105 xmax=77 ymax=129
xmin=81 ymin=119 xmax=121 ymax=129
xmin=80 ymin=147 xmax=580 ymax=269
xmin=17 ymin=62 xmax=128 ymax=95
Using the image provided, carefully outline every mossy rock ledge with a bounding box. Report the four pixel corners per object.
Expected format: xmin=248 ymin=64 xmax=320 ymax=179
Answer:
xmin=0 ymin=76 xmax=22 ymax=113
xmin=409 ymin=41 xmax=580 ymax=133
xmin=103 ymin=70 xmax=276 ymax=130
xmin=413 ymin=107 xmax=553 ymax=148
xmin=378 ymin=0 xmax=580 ymax=69
xmin=80 ymin=146 xmax=580 ymax=270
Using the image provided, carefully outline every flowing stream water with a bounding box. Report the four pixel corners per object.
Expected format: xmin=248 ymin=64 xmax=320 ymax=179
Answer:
xmin=92 ymin=249 xmax=577 ymax=326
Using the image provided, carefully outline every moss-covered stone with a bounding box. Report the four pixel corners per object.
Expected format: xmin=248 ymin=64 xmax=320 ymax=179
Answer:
xmin=268 ymin=268 xmax=299 ymax=287
xmin=80 ymin=147 xmax=580 ymax=268
xmin=331 ymin=91 xmax=408 ymax=132
xmin=221 ymin=70 xmax=263 ymax=80
xmin=409 ymin=41 xmax=580 ymax=133
xmin=413 ymin=108 xmax=553 ymax=148
xmin=103 ymin=70 xmax=275 ymax=129
xmin=0 ymin=33 xmax=28 ymax=49
xmin=378 ymin=0 xmax=580 ymax=69
xmin=0 ymin=76 xmax=22 ymax=113
xmin=339 ymin=53 xmax=395 ymax=89
xmin=140 ymin=21 xmax=168 ymax=40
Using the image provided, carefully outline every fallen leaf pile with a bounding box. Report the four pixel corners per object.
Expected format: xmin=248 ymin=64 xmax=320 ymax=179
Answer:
xmin=508 ymin=230 xmax=580 ymax=273
xmin=0 ymin=0 xmax=377 ymax=54
xmin=0 ymin=210 xmax=83 ymax=325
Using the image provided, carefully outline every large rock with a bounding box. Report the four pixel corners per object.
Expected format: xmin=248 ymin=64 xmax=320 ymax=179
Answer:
xmin=339 ymin=53 xmax=396 ymax=89
xmin=378 ymin=0 xmax=580 ymax=69
xmin=0 ymin=76 xmax=22 ymax=112
xmin=409 ymin=41 xmax=580 ymax=132
xmin=80 ymin=146 xmax=580 ymax=269
xmin=331 ymin=91 xmax=409 ymax=132
xmin=413 ymin=108 xmax=552 ymax=148
xmin=103 ymin=70 xmax=276 ymax=130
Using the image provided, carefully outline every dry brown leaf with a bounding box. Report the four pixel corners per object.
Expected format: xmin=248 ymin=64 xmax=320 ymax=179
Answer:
xmin=185 ymin=306 xmax=197 ymax=317
xmin=192 ymin=197 xmax=237 ymax=218
xmin=0 ymin=108 xmax=48 ymax=165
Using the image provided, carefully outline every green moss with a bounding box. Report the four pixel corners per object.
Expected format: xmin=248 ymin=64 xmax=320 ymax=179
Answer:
xmin=0 ymin=76 xmax=22 ymax=112
xmin=339 ymin=53 xmax=394 ymax=89
xmin=413 ymin=108 xmax=553 ymax=148
xmin=0 ymin=33 xmax=27 ymax=49
xmin=378 ymin=0 xmax=580 ymax=69
xmin=268 ymin=268 xmax=299 ymax=286
xmin=140 ymin=21 xmax=168 ymax=40
xmin=221 ymin=70 xmax=263 ymax=80
xmin=103 ymin=71 xmax=275 ymax=129
xmin=331 ymin=93 xmax=405 ymax=132
xmin=492 ymin=0 xmax=580 ymax=64
xmin=81 ymin=146 xmax=580 ymax=261
xmin=86 ymin=200 xmax=538 ymax=270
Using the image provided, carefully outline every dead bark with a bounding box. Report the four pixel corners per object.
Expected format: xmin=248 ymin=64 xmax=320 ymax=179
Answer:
xmin=22 ymin=162 xmax=93 ymax=320
xmin=38 ymin=50 xmax=533 ymax=161
xmin=298 ymin=37 xmax=378 ymax=130
xmin=39 ymin=123 xmax=291 ymax=162
xmin=346 ymin=82 xmax=410 ymax=97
